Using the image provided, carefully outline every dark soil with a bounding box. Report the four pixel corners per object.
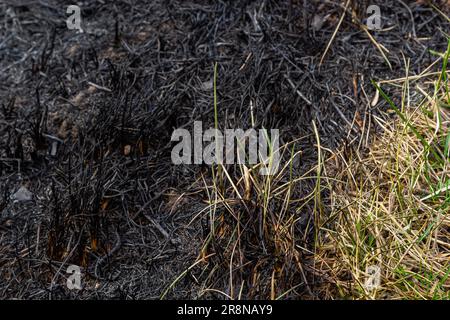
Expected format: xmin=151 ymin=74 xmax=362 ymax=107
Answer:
xmin=0 ymin=0 xmax=449 ymax=299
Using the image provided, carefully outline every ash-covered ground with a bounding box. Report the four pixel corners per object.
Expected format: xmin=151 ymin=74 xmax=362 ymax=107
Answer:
xmin=0 ymin=0 xmax=448 ymax=299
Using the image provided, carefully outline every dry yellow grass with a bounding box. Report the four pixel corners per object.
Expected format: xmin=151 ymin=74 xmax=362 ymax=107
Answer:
xmin=317 ymin=44 xmax=450 ymax=299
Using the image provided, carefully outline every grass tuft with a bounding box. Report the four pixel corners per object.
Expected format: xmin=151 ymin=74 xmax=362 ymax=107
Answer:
xmin=317 ymin=42 xmax=450 ymax=299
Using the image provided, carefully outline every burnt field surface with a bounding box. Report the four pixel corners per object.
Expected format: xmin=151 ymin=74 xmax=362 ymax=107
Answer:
xmin=0 ymin=0 xmax=449 ymax=299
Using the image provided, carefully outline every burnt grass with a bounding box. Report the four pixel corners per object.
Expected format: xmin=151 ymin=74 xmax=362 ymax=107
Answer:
xmin=0 ymin=0 xmax=449 ymax=299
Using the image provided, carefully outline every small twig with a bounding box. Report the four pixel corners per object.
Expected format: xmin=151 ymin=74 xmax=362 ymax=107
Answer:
xmin=87 ymin=81 xmax=112 ymax=92
xmin=320 ymin=0 xmax=350 ymax=65
xmin=284 ymin=75 xmax=312 ymax=105
xmin=94 ymin=229 xmax=122 ymax=279
xmin=396 ymin=0 xmax=416 ymax=38
xmin=361 ymin=26 xmax=392 ymax=70
xmin=143 ymin=213 xmax=179 ymax=245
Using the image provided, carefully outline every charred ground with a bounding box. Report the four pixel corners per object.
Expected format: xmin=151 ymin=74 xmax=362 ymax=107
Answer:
xmin=0 ymin=0 xmax=449 ymax=299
